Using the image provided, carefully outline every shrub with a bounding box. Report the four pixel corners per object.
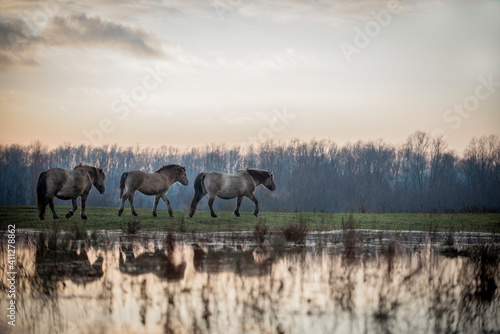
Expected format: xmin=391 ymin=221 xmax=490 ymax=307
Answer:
xmin=253 ymin=221 xmax=269 ymax=245
xmin=280 ymin=216 xmax=308 ymax=244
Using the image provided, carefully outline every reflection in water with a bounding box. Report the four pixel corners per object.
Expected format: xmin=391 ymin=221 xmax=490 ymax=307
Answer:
xmin=0 ymin=230 xmax=498 ymax=333
xmin=119 ymin=233 xmax=186 ymax=281
xmin=36 ymin=237 xmax=103 ymax=284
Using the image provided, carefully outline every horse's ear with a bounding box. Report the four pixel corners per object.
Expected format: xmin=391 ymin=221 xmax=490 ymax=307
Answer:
xmin=76 ymin=162 xmax=82 ymax=167
xmin=98 ymin=168 xmax=106 ymax=179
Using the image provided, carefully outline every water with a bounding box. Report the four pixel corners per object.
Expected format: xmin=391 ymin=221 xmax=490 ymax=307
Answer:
xmin=1 ymin=229 xmax=499 ymax=334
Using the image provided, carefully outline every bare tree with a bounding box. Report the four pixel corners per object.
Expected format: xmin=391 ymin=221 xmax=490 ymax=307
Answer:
xmin=0 ymin=133 xmax=499 ymax=212
xmin=402 ymin=131 xmax=430 ymax=194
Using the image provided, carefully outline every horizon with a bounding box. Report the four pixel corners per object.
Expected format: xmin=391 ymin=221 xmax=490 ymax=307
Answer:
xmin=1 ymin=0 xmax=499 ymax=153
xmin=1 ymin=131 xmax=499 ymax=157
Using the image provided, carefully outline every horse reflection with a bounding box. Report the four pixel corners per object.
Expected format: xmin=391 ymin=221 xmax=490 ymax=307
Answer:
xmin=36 ymin=246 xmax=104 ymax=284
xmin=191 ymin=244 xmax=273 ymax=276
xmin=119 ymin=240 xmax=186 ymax=281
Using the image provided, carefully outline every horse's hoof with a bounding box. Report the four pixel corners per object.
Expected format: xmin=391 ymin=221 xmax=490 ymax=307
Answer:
xmin=81 ymin=215 xmax=88 ymax=220
xmin=254 ymin=213 xmax=259 ymax=217
xmin=234 ymin=212 xmax=240 ymax=217
xmin=40 ymin=217 xmax=45 ymax=221
xmin=153 ymin=212 xmax=157 ymax=217
xmin=168 ymin=211 xmax=174 ymax=218
xmin=132 ymin=212 xmax=138 ymax=216
xmin=211 ymin=214 xmax=218 ymax=218
xmin=53 ymin=215 xmax=59 ymax=219
xmin=189 ymin=213 xmax=194 ymax=218
xmin=65 ymin=213 xmax=72 ymax=219
xmin=118 ymin=211 xmax=123 ymax=217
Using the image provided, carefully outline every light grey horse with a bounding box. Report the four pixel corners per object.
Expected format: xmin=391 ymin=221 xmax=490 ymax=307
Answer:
xmin=118 ymin=164 xmax=188 ymax=217
xmin=188 ymin=168 xmax=276 ymax=218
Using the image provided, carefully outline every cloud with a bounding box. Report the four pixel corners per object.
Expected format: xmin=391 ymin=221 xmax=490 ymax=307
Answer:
xmin=234 ymin=0 xmax=443 ymax=24
xmin=0 ymin=17 xmax=43 ymax=69
xmin=221 ymin=115 xmax=256 ymax=124
xmin=64 ymin=0 xmax=443 ymax=25
xmin=42 ymin=13 xmax=165 ymax=57
xmin=0 ymin=11 xmax=169 ymax=70
xmin=213 ymin=48 xmax=318 ymax=73
xmin=152 ymin=0 xmax=443 ymax=24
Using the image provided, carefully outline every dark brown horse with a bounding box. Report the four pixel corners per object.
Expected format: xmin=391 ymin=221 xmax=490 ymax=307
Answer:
xmin=189 ymin=168 xmax=276 ymax=218
xmin=36 ymin=164 xmax=106 ymax=220
xmin=118 ymin=164 xmax=188 ymax=217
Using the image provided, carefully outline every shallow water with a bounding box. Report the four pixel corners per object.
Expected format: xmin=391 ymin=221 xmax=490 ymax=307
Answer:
xmin=1 ymin=230 xmax=499 ymax=334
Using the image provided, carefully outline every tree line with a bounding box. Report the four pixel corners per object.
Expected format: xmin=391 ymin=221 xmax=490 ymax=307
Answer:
xmin=0 ymin=131 xmax=499 ymax=213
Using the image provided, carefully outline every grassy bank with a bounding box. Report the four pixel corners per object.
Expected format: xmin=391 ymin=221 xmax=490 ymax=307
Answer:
xmin=0 ymin=206 xmax=499 ymax=233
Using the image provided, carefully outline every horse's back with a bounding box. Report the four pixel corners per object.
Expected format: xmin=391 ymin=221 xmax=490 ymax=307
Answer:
xmin=205 ymin=171 xmax=254 ymax=198
xmin=125 ymin=170 xmax=149 ymax=180
xmin=125 ymin=170 xmax=166 ymax=194
xmin=45 ymin=167 xmax=91 ymax=198
xmin=204 ymin=172 xmax=227 ymax=188
xmin=122 ymin=170 xmax=145 ymax=185
xmin=45 ymin=168 xmax=70 ymax=190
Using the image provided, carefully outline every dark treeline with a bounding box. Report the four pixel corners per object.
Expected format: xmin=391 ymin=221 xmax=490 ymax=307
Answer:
xmin=0 ymin=131 xmax=499 ymax=213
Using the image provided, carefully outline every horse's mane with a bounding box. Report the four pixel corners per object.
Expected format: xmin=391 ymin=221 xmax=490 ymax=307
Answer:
xmin=245 ymin=168 xmax=270 ymax=183
xmin=73 ymin=163 xmax=106 ymax=179
xmin=155 ymin=164 xmax=184 ymax=174
xmin=74 ymin=163 xmax=92 ymax=169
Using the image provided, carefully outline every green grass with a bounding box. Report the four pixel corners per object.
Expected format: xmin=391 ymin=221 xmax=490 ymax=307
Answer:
xmin=0 ymin=206 xmax=499 ymax=233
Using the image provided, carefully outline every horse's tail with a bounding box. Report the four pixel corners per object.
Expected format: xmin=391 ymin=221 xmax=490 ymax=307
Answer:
xmin=193 ymin=172 xmax=207 ymax=197
xmin=119 ymin=172 xmax=128 ymax=200
xmin=36 ymin=171 xmax=48 ymax=220
xmin=189 ymin=173 xmax=206 ymax=217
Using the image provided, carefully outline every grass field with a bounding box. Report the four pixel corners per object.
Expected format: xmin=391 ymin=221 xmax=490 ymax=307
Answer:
xmin=0 ymin=205 xmax=499 ymax=233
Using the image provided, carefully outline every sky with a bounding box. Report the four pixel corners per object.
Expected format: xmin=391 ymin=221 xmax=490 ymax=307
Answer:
xmin=0 ymin=0 xmax=499 ymax=153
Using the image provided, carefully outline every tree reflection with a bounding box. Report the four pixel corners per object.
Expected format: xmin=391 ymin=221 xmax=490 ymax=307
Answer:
xmin=0 ymin=231 xmax=498 ymax=333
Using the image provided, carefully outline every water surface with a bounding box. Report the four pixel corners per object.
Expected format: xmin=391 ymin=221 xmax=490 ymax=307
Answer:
xmin=1 ymin=229 xmax=498 ymax=334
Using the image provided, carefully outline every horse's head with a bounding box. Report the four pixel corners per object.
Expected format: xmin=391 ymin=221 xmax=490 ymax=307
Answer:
xmin=94 ymin=168 xmax=106 ymax=194
xmin=177 ymin=166 xmax=189 ymax=186
xmin=263 ymin=170 xmax=276 ymax=191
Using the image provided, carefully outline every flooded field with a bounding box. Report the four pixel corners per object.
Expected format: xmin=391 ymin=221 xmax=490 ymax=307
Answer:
xmin=1 ymin=228 xmax=499 ymax=334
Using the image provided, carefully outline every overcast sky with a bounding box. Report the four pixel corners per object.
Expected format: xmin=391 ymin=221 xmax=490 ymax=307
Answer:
xmin=1 ymin=0 xmax=499 ymax=152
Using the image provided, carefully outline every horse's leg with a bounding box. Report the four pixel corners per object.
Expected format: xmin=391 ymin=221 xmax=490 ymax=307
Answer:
xmin=152 ymin=195 xmax=160 ymax=217
xmin=247 ymin=194 xmax=259 ymax=217
xmin=128 ymin=192 xmax=138 ymax=216
xmin=208 ymin=195 xmax=217 ymax=218
xmin=161 ymin=194 xmax=174 ymax=217
xmin=80 ymin=194 xmax=88 ymax=219
xmin=48 ymin=198 xmax=59 ymax=219
xmin=118 ymin=191 xmax=130 ymax=216
xmin=234 ymin=196 xmax=243 ymax=217
xmin=189 ymin=192 xmax=206 ymax=218
xmin=66 ymin=198 xmax=77 ymax=219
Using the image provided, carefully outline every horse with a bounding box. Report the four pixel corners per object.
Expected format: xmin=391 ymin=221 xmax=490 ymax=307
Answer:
xmin=36 ymin=164 xmax=106 ymax=220
xmin=118 ymin=164 xmax=188 ymax=217
xmin=188 ymin=168 xmax=276 ymax=218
